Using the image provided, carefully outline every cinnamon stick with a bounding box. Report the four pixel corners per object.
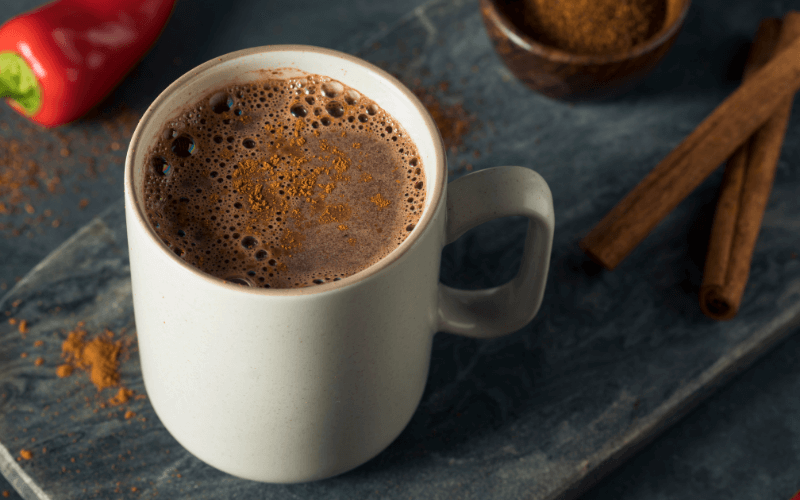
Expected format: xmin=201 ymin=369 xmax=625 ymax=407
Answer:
xmin=579 ymin=11 xmax=800 ymax=270
xmin=700 ymin=16 xmax=799 ymax=320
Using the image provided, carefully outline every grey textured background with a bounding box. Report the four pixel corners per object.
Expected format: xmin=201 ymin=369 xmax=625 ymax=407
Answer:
xmin=1 ymin=0 xmax=800 ymax=499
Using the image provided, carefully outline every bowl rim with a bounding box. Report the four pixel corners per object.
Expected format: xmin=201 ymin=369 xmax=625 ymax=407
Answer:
xmin=481 ymin=0 xmax=692 ymax=64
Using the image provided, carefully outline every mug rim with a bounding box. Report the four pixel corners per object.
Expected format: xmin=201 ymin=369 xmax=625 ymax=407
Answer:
xmin=124 ymin=45 xmax=447 ymax=297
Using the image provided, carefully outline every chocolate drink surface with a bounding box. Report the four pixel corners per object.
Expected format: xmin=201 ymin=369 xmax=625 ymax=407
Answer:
xmin=143 ymin=75 xmax=426 ymax=288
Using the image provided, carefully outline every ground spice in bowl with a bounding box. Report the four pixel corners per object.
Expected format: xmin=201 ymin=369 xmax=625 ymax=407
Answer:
xmin=505 ymin=0 xmax=668 ymax=55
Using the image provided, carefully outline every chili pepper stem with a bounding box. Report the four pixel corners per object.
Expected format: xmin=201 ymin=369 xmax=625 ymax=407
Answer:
xmin=0 ymin=52 xmax=41 ymax=115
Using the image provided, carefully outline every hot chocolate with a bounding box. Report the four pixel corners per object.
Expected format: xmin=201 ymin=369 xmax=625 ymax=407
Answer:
xmin=143 ymin=74 xmax=426 ymax=288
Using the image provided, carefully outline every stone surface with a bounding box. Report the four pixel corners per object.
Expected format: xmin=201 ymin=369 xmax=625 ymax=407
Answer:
xmin=583 ymin=328 xmax=800 ymax=500
xmin=2 ymin=0 xmax=800 ymax=499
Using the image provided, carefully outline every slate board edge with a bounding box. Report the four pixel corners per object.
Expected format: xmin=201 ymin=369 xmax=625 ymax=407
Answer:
xmin=555 ymin=303 xmax=800 ymax=500
xmin=0 ymin=441 xmax=51 ymax=500
xmin=0 ymin=204 xmax=122 ymax=500
xmin=0 ymin=202 xmax=120 ymax=310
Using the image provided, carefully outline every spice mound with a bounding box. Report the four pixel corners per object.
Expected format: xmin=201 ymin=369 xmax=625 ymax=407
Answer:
xmin=505 ymin=0 xmax=668 ymax=55
xmin=59 ymin=326 xmax=121 ymax=390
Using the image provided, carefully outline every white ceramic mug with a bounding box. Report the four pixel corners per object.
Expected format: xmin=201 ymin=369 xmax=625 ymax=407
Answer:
xmin=123 ymin=45 xmax=554 ymax=483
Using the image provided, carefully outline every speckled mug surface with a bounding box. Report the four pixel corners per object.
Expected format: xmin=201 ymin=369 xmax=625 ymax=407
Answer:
xmin=123 ymin=45 xmax=554 ymax=483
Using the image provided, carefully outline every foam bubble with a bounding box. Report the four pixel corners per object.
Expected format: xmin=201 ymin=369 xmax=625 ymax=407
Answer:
xmin=325 ymin=101 xmax=344 ymax=118
xmin=171 ymin=135 xmax=195 ymax=157
xmin=321 ymin=81 xmax=343 ymax=98
xmin=151 ymin=156 xmax=171 ymax=177
xmin=290 ymin=104 xmax=308 ymax=117
xmin=210 ymin=92 xmax=233 ymax=113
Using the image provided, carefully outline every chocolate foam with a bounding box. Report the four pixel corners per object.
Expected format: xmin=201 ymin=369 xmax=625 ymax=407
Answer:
xmin=143 ymin=75 xmax=425 ymax=288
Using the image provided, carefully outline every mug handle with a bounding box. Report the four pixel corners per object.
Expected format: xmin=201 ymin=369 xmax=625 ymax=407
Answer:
xmin=437 ymin=166 xmax=555 ymax=338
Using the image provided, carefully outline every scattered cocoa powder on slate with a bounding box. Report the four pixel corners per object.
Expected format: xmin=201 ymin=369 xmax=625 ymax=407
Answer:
xmin=0 ymin=136 xmax=60 ymax=212
xmin=55 ymin=364 xmax=73 ymax=378
xmin=51 ymin=323 xmax=143 ymax=426
xmin=412 ymin=84 xmax=474 ymax=153
xmin=0 ymin=105 xmax=141 ymax=237
xmin=108 ymin=387 xmax=133 ymax=406
xmin=59 ymin=324 xmax=123 ymax=390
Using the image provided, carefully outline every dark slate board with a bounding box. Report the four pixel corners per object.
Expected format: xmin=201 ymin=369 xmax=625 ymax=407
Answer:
xmin=3 ymin=0 xmax=800 ymax=498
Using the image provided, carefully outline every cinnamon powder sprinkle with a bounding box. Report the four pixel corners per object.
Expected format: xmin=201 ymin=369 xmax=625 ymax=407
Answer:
xmin=413 ymin=85 xmax=474 ymax=152
xmin=318 ymin=204 xmax=352 ymax=224
xmin=55 ymin=364 xmax=73 ymax=378
xmin=124 ymin=410 xmax=136 ymax=420
xmin=34 ymin=357 xmax=43 ymax=366
xmin=0 ymin=107 xmax=140 ymax=238
xmin=18 ymin=449 xmax=32 ymax=460
xmin=0 ymin=138 xmax=60 ymax=215
xmin=108 ymin=387 xmax=133 ymax=406
xmin=59 ymin=326 xmax=122 ymax=390
xmin=18 ymin=319 xmax=27 ymax=334
xmin=370 ymin=193 xmax=391 ymax=209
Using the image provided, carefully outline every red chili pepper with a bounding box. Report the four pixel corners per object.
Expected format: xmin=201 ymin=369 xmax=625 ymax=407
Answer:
xmin=0 ymin=0 xmax=176 ymax=127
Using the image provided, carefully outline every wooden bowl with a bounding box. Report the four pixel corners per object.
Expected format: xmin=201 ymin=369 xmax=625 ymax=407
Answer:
xmin=480 ymin=0 xmax=692 ymax=100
